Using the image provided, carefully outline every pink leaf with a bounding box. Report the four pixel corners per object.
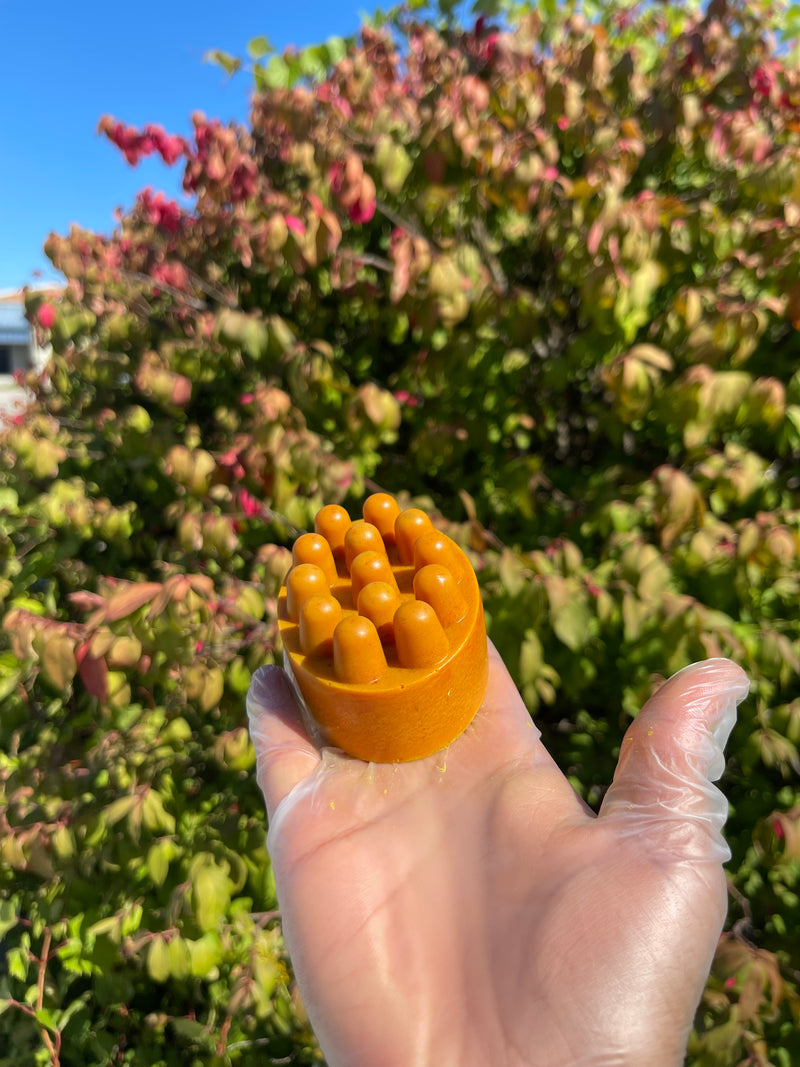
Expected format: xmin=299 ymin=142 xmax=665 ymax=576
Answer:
xmin=68 ymin=591 xmax=107 ymax=612
xmin=285 ymin=215 xmax=306 ymax=236
xmin=104 ymin=582 xmax=163 ymax=623
xmin=37 ymin=303 xmax=56 ymax=329
xmin=587 ymin=220 xmax=603 ymax=256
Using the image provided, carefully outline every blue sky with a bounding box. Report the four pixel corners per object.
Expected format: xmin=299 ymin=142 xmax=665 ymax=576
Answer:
xmin=0 ymin=1 xmax=371 ymax=291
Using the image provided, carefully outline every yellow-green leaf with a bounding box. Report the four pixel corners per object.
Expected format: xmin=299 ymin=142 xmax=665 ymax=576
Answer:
xmin=192 ymin=865 xmax=231 ymax=934
xmin=188 ymin=933 xmax=223 ymax=978
xmin=40 ymin=631 xmax=77 ymax=690
xmin=147 ymin=937 xmax=171 ymax=983
xmin=146 ymin=840 xmax=175 ymax=887
xmin=204 ymin=49 xmax=241 ymax=76
xmin=551 ymin=597 xmax=593 ymax=652
xmin=247 ymin=35 xmax=272 ymax=60
xmin=167 ymin=936 xmax=192 ymax=980
xmin=141 ymin=790 xmax=176 ymax=835
xmin=104 ymin=795 xmax=139 ymax=827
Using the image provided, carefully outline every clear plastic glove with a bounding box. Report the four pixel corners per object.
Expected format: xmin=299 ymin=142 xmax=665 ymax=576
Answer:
xmin=247 ymin=642 xmax=749 ymax=1067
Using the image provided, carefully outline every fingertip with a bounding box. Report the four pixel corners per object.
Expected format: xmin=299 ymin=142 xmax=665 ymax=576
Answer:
xmin=599 ymin=657 xmax=750 ymax=860
xmin=657 ymin=657 xmax=750 ymax=770
xmin=247 ymin=665 xmax=309 ymax=750
xmin=247 ymin=664 xmax=299 ymax=718
xmin=246 ymin=664 xmax=321 ymax=818
xmin=666 ymin=657 xmax=750 ymax=704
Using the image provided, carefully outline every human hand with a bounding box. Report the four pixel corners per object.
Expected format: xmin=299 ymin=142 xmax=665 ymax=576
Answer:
xmin=247 ymin=643 xmax=749 ymax=1067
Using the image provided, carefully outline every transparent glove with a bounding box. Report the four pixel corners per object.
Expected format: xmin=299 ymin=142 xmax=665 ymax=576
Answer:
xmin=247 ymin=642 xmax=749 ymax=1067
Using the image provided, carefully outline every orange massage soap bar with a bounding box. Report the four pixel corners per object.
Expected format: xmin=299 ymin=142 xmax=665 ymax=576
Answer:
xmin=277 ymin=493 xmax=488 ymax=762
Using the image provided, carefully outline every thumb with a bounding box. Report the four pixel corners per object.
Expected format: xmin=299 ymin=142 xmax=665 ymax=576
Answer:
xmin=599 ymin=658 xmax=750 ymax=862
xmin=246 ymin=665 xmax=321 ymax=820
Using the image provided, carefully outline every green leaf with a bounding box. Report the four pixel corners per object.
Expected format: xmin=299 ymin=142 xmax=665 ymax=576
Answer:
xmin=253 ymin=62 xmax=269 ymax=93
xmin=299 ymin=45 xmax=327 ymax=81
xmin=147 ymin=937 xmax=171 ymax=983
xmin=170 ymin=1017 xmax=216 ymax=1051
xmin=188 ymin=932 xmax=223 ymax=978
xmin=285 ymin=54 xmax=303 ymax=86
xmin=204 ymin=49 xmax=241 ymax=76
xmin=551 ymin=598 xmax=593 ymax=652
xmin=622 ymin=593 xmax=651 ymax=643
xmin=0 ymin=900 xmax=18 ymax=940
xmin=7 ymin=946 xmax=28 ymax=983
xmin=35 ymin=1007 xmax=57 ymax=1029
xmin=146 ymin=839 xmax=176 ymax=887
xmin=247 ymin=35 xmax=272 ymax=60
xmin=192 ymin=865 xmax=231 ymax=934
xmin=325 ymin=36 xmax=349 ymax=64
xmin=519 ymin=629 xmax=544 ymax=682
xmin=0 ymin=657 xmax=21 ymax=704
xmin=56 ymin=992 xmax=91 ymax=1031
xmin=0 ymin=487 xmax=19 ymax=511
xmin=141 ymin=790 xmax=176 ymax=835
xmin=120 ymin=901 xmax=143 ymax=938
xmin=472 ymin=0 xmax=501 ymax=13
xmin=87 ymin=914 xmax=122 ymax=941
xmin=9 ymin=596 xmax=46 ymax=616
xmin=262 ymin=54 xmax=290 ymax=89
xmin=498 ymin=550 xmax=528 ymax=597
xmin=104 ymin=795 xmax=139 ymax=827
xmin=167 ymin=936 xmax=192 ymax=980
xmin=39 ymin=631 xmax=77 ymax=690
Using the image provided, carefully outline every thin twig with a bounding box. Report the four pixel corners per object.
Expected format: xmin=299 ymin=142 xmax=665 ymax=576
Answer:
xmin=37 ymin=928 xmax=51 ymax=1011
xmin=337 ymin=249 xmax=394 ymax=272
xmin=225 ymin=1037 xmax=277 ymax=1053
xmin=184 ymin=268 xmax=235 ymax=307
xmin=250 ymin=910 xmax=281 ymax=926
xmin=470 ymin=214 xmax=508 ymax=290
xmin=120 ymin=271 xmax=208 ymax=312
xmin=374 ymin=198 xmax=435 ymax=245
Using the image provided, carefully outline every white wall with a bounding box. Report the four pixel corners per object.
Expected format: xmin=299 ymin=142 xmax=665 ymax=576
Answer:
xmin=0 ymin=291 xmax=53 ymax=422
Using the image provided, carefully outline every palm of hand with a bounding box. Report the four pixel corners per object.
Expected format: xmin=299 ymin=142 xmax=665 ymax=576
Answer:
xmin=249 ymin=645 xmax=748 ymax=1067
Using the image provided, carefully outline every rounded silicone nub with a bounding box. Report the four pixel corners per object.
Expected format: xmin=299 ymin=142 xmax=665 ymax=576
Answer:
xmin=292 ymin=532 xmax=338 ymax=585
xmin=333 ymin=615 xmax=387 ymax=683
xmin=344 ymin=521 xmax=386 ymax=571
xmin=357 ymin=581 xmax=402 ymax=642
xmin=395 ymin=508 xmax=434 ymax=564
xmin=299 ymin=595 xmax=342 ymax=658
xmin=350 ymin=550 xmax=399 ymax=602
xmin=414 ymin=564 xmax=467 ymax=628
xmin=394 ymin=600 xmax=449 ymax=668
xmin=363 ymin=492 xmax=401 ymax=546
xmin=277 ymin=493 xmax=489 ymax=762
xmin=286 ymin=563 xmax=330 ymax=622
xmin=315 ymin=504 xmax=351 ymax=561
xmin=413 ymin=529 xmax=465 ymax=581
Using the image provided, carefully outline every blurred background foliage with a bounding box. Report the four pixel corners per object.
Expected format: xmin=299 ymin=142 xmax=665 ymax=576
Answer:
xmin=2 ymin=0 xmax=800 ymax=1062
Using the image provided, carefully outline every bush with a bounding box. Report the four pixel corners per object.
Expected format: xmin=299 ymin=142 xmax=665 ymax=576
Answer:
xmin=2 ymin=1 xmax=800 ymax=1062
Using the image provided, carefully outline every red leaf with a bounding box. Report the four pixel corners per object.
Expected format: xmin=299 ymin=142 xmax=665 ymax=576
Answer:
xmin=76 ymin=641 xmax=108 ymax=701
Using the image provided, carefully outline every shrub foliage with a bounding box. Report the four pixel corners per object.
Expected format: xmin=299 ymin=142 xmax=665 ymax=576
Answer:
xmin=2 ymin=1 xmax=800 ymax=1062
